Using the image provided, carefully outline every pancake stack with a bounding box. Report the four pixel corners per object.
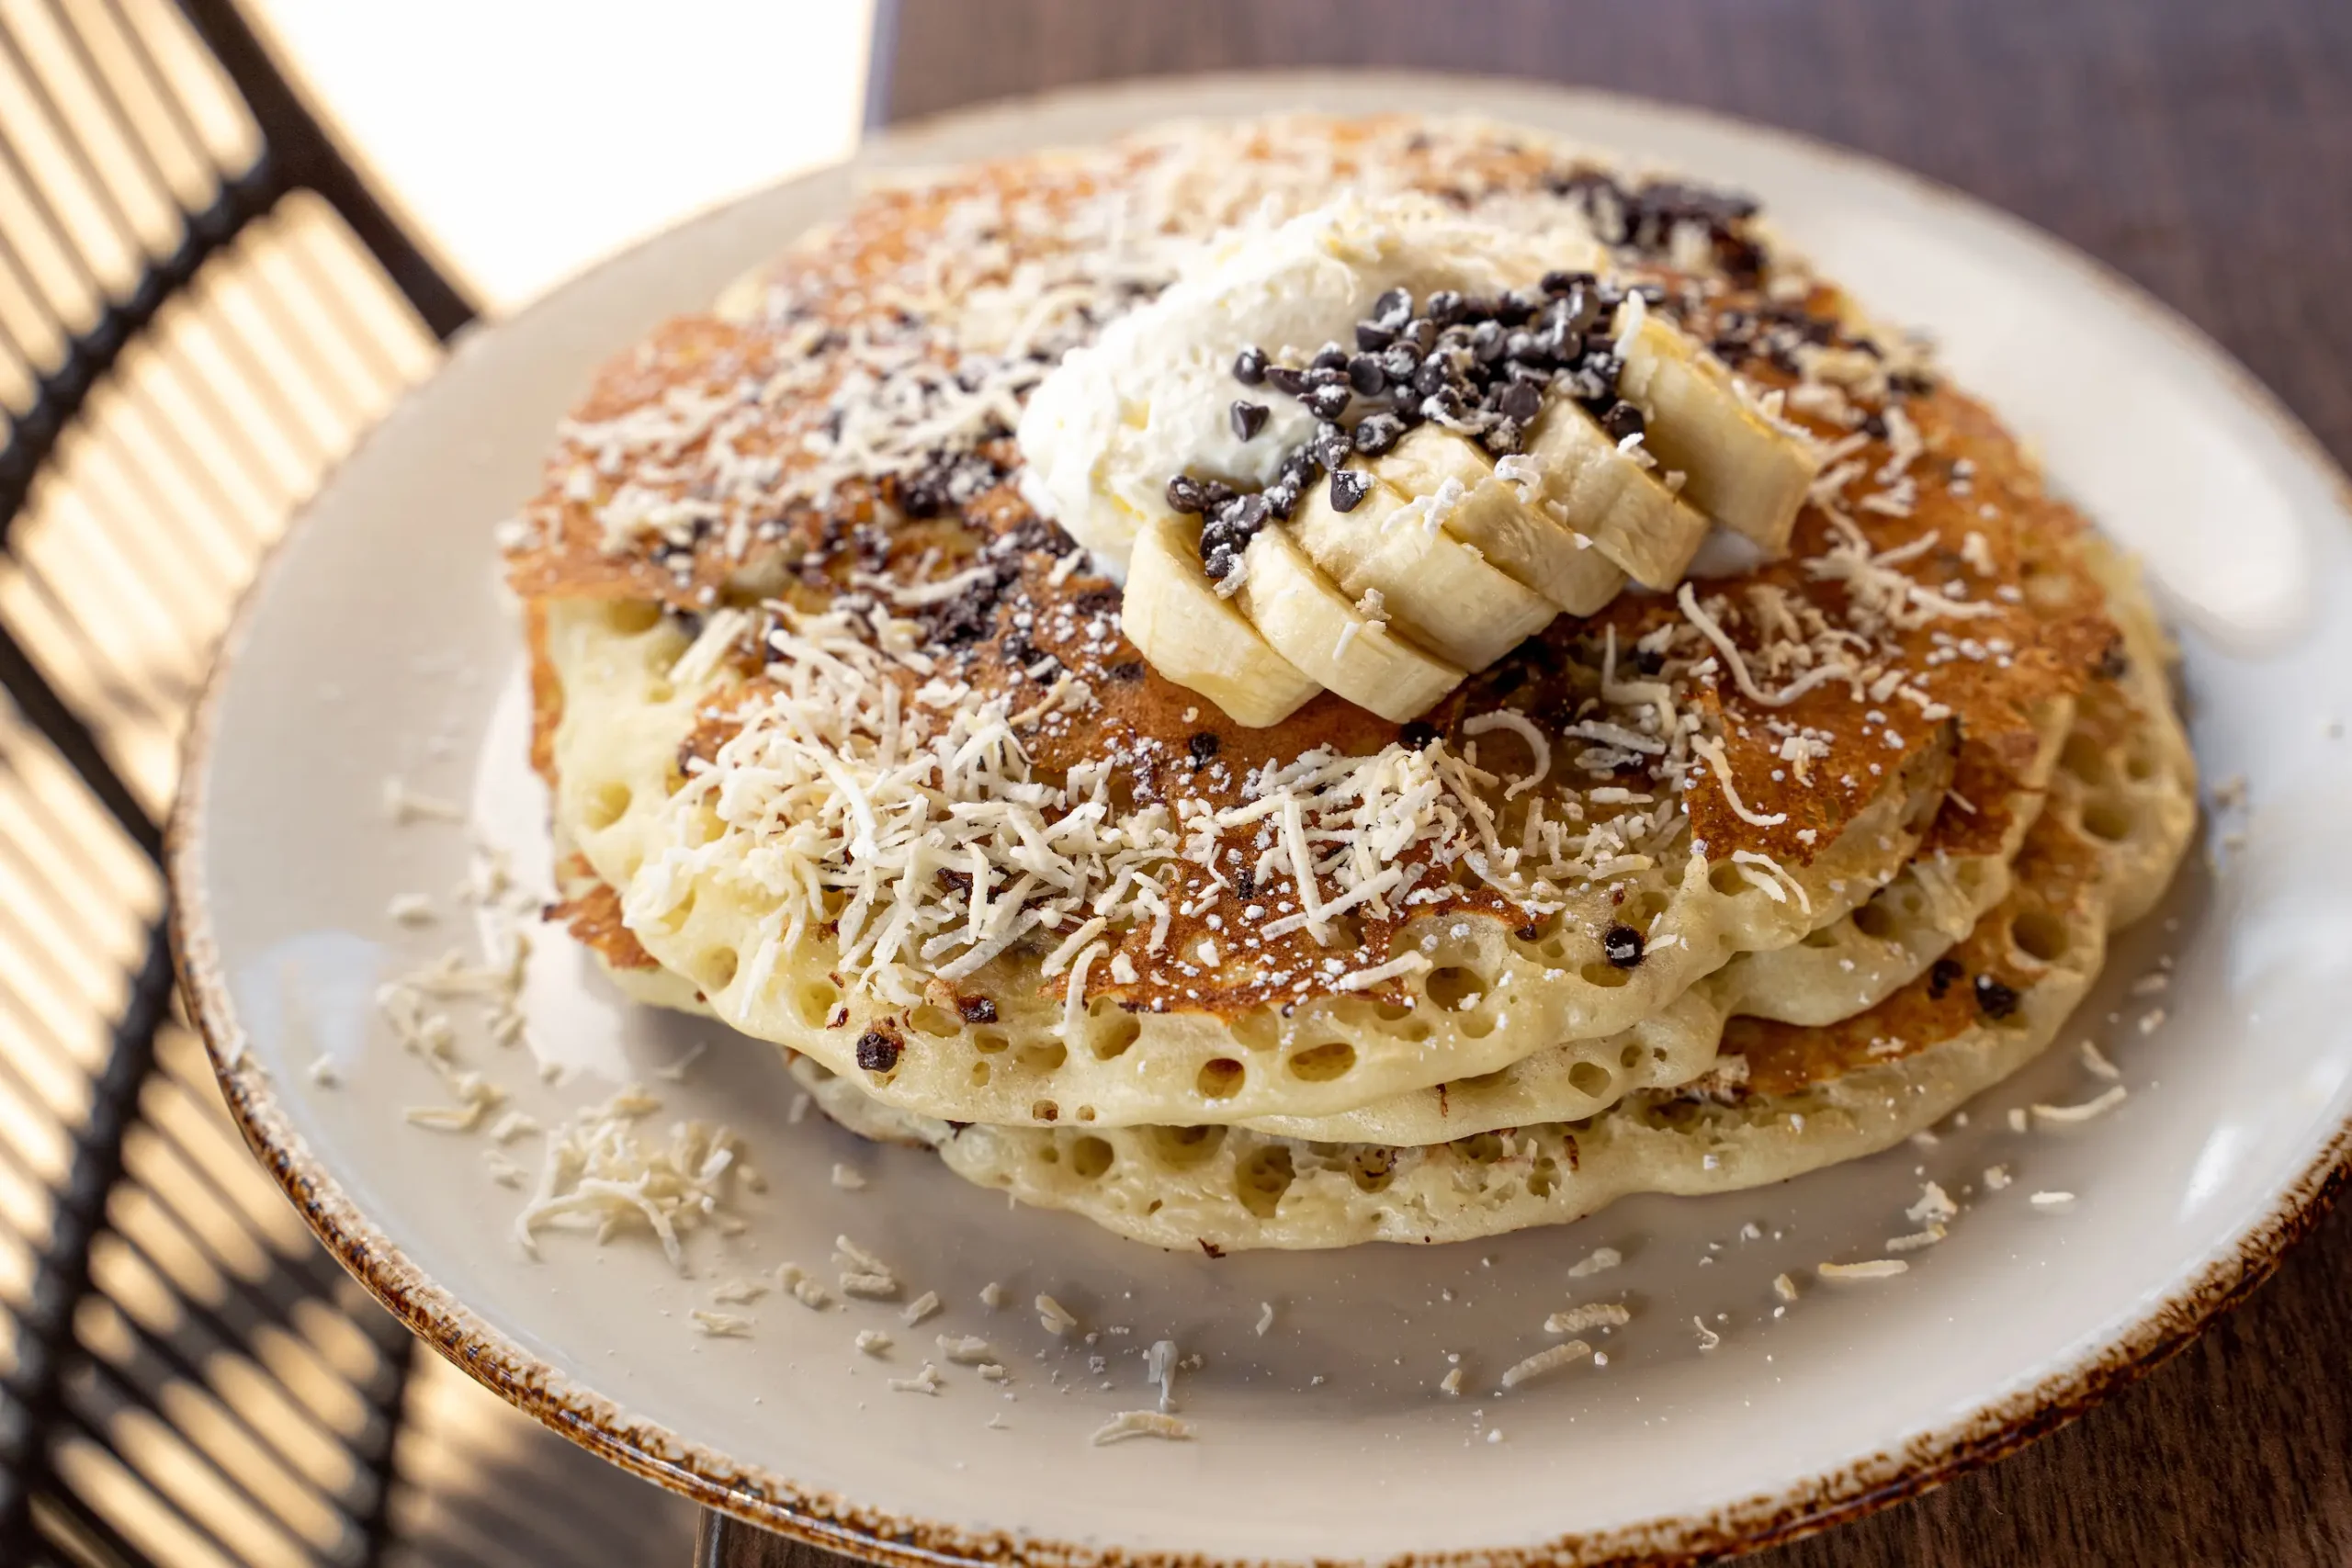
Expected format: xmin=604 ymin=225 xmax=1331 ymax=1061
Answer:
xmin=503 ymin=116 xmax=2194 ymax=1251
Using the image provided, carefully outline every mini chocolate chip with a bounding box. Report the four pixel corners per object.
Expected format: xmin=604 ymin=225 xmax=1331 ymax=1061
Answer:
xmin=1165 ymin=474 xmax=1208 ymax=513
xmin=1634 ymin=647 xmax=1666 ymax=675
xmin=1304 ymin=383 xmax=1352 ymax=422
xmin=1425 ymin=288 xmax=1465 ymax=327
xmin=1311 ymin=343 xmax=1350 ymax=372
xmin=1379 ymin=342 xmax=1421 ymax=382
xmin=1860 ymin=411 xmax=1888 ymax=439
xmin=1230 ymin=400 xmax=1270 ymax=441
xmin=1311 ymin=422 xmax=1354 ymax=471
xmin=1233 ymin=344 xmax=1268 ymax=385
xmin=1973 ymin=975 xmax=2021 ymax=1020
xmin=1352 ymin=413 xmax=1405 ymax=457
xmin=1600 ymin=400 xmax=1646 ymax=442
xmin=1198 ymin=479 xmax=1237 ymax=511
xmin=2096 ymin=640 xmax=2131 ymax=680
xmin=855 ymin=1030 xmax=901 ymax=1072
xmin=1201 ymin=545 xmax=1238 ymax=581
xmin=1105 ymin=660 xmax=1144 ymax=682
xmin=1542 ymin=268 xmax=1594 ymax=296
xmin=1354 ymin=321 xmax=1396 ymax=352
xmin=1498 ymin=379 xmax=1544 ymax=424
xmin=1928 ymin=956 xmax=1964 ymax=999
xmin=1233 ymin=865 xmax=1256 ymax=899
xmin=1265 ymin=365 xmax=1311 ymax=398
xmin=1370 ymin=287 xmax=1414 ymax=330
xmin=1262 ymin=479 xmax=1301 ymax=519
xmin=1484 ymin=419 xmax=1523 ymax=455
xmin=1471 ymin=320 xmax=1508 ymax=362
xmin=1602 ymin=923 xmax=1645 ymax=968
xmin=1189 ymin=731 xmax=1221 ymax=763
xmin=1329 ymin=468 xmax=1373 ymax=512
xmin=1516 ymin=923 xmax=1542 ymax=942
xmin=1399 ymin=719 xmax=1440 ymax=750
xmin=1227 ymin=492 xmax=1270 ymax=529
xmin=956 ymin=995 xmax=998 ymax=1024
xmin=1401 ymin=317 xmax=1438 ymax=354
xmin=1348 ymin=354 xmax=1387 ymax=396
xmin=937 ymin=867 xmax=973 ymax=894
xmin=1280 ymin=446 xmax=1319 ymax=489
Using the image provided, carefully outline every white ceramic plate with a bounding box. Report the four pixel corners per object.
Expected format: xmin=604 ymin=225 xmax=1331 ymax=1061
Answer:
xmin=173 ymin=75 xmax=2352 ymax=1565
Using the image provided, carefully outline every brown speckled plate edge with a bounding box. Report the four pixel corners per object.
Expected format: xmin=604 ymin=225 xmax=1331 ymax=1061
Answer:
xmin=168 ymin=73 xmax=2352 ymax=1568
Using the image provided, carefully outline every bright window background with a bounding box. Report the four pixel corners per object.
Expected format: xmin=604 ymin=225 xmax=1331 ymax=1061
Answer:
xmin=250 ymin=0 xmax=875 ymax=310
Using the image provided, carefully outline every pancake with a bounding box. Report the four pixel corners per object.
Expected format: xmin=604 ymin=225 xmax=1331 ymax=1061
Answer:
xmin=784 ymin=570 xmax=2192 ymax=1249
xmin=513 ymin=117 xmax=2111 ymax=1136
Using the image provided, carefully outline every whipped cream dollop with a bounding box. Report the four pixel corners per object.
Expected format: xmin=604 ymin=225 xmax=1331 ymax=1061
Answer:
xmin=1016 ymin=194 xmax=1603 ymax=573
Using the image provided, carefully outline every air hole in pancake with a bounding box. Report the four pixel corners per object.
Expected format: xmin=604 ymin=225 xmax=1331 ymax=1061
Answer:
xmin=792 ymin=981 xmax=839 ymax=1028
xmin=1235 ymin=1146 xmax=1295 ymax=1217
xmin=1620 ymin=1044 xmax=1644 ymax=1069
xmin=1538 ymin=937 xmax=1570 ymax=962
xmin=1092 ymin=1014 xmax=1141 ymax=1061
xmin=1347 ymin=1147 xmax=1396 ymax=1193
xmin=1461 ymin=1133 xmax=1504 ymax=1165
xmin=2123 ymin=749 xmax=2154 ymax=782
xmin=1231 ymin=1012 xmax=1279 ymax=1053
xmin=1076 ymin=1106 xmax=1095 ymax=1122
xmin=1196 ymin=1058 xmax=1245 ymax=1099
xmin=1457 ymin=1008 xmax=1498 ymax=1039
xmin=968 ymin=1061 xmax=989 ymax=1087
xmin=1425 ymin=966 xmax=1485 ymax=1010
xmin=2010 ymin=908 xmax=2069 ymax=964
xmin=1148 ymin=1124 xmax=1226 ymax=1168
xmin=606 ymin=601 xmax=662 ymax=635
xmin=1069 ymin=1136 xmax=1114 ymax=1179
xmin=1372 ymin=1000 xmax=1412 ymax=1023
xmin=1528 ymin=1155 xmax=1559 ymax=1198
xmin=1579 ymin=960 xmax=1632 ymax=989
xmin=1287 ymin=1042 xmax=1356 ymax=1081
xmin=1709 ymin=863 xmax=1751 ymax=897
xmin=649 ymin=887 xmax=695 ymax=936
xmin=1851 ymin=902 xmax=1896 ymax=941
xmin=697 ymin=947 xmax=739 ymax=992
xmin=582 ymin=781 xmax=633 ymax=830
xmin=2081 ymin=797 xmax=2135 ymax=842
xmin=910 ymin=1005 xmax=959 ymax=1037
xmin=1568 ymin=1061 xmax=1612 ymax=1099
xmin=1016 ymin=1041 xmax=1067 ymax=1075
xmin=1455 ymin=1068 xmax=1509 ymax=1091
xmin=1030 ymin=1099 xmax=1059 ymax=1122
xmin=2060 ymin=734 xmax=2108 ymax=784
xmin=973 ymin=1030 xmax=1009 ymax=1055
xmin=1035 ymin=1144 xmax=1058 ymax=1166
xmin=1401 ymin=1021 xmax=1433 ymax=1043
xmin=1802 ymin=927 xmax=1841 ymax=949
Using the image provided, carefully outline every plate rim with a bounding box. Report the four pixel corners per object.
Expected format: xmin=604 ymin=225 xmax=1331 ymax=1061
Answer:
xmin=165 ymin=69 xmax=2352 ymax=1568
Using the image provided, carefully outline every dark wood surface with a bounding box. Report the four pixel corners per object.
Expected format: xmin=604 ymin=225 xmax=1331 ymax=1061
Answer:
xmin=707 ymin=3 xmax=2352 ymax=1562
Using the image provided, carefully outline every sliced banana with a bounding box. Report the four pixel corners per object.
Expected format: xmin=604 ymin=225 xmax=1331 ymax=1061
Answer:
xmin=1612 ymin=306 xmax=1819 ymax=554
xmin=1522 ymin=402 xmax=1713 ymax=589
xmin=1123 ymin=515 xmax=1319 ymax=728
xmin=1287 ymin=472 xmax=1558 ymax=671
xmin=1375 ymin=426 xmax=1626 ymax=616
xmin=1236 ymin=524 xmax=1463 ymax=723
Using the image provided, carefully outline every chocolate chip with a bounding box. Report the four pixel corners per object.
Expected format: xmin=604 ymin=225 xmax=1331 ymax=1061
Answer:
xmin=1351 ymin=413 xmax=1405 ymax=457
xmin=1304 ymin=384 xmax=1351 ymax=422
xmin=1263 ymin=479 xmax=1301 ymax=519
xmin=1311 ymin=422 xmax=1354 ymax=471
xmin=1233 ymin=865 xmax=1256 ymax=899
xmin=1542 ymin=268 xmax=1593 ymax=296
xmin=1230 ymin=400 xmax=1269 ymax=441
xmin=1602 ymin=923 xmax=1645 ymax=969
xmin=956 ymin=995 xmax=998 ymax=1024
xmin=1484 ymin=419 xmax=1523 ymax=455
xmin=1860 ymin=411 xmax=1888 ymax=439
xmin=1471 ymin=320 xmax=1508 ymax=362
xmin=855 ymin=1030 xmax=901 ymax=1072
xmin=1329 ymin=468 xmax=1373 ymax=512
xmin=1928 ymin=956 xmax=1963 ymax=999
xmin=1370 ymin=287 xmax=1414 ymax=331
xmin=1354 ymin=321 xmax=1396 ymax=352
xmin=2096 ymin=639 xmax=2131 ymax=680
xmin=1347 ymin=354 xmax=1387 ymax=396
xmin=1226 ymin=492 xmax=1270 ymax=530
xmin=1310 ymin=343 xmax=1350 ymax=373
xmin=1634 ymin=647 xmax=1666 ymax=676
xmin=1265 ymin=365 xmax=1311 ymax=398
xmin=1515 ymin=923 xmax=1542 ymax=942
xmin=1188 ymin=731 xmax=1221 ymax=764
xmin=1600 ymin=400 xmax=1646 ymax=442
xmin=1233 ymin=344 xmax=1268 ymax=385
xmin=1198 ymin=479 xmax=1237 ymax=511
xmin=1498 ymin=379 xmax=1544 ymax=425
xmin=1973 ymin=974 xmax=2021 ymax=1020
xmin=1104 ymin=660 xmax=1144 ymax=682
xmin=1401 ymin=317 xmax=1437 ymax=354
xmin=1399 ymin=719 xmax=1440 ymax=750
xmin=1164 ymin=474 xmax=1209 ymax=514
xmin=1379 ymin=343 xmax=1421 ymax=383
xmin=1424 ymin=289 xmax=1465 ymax=327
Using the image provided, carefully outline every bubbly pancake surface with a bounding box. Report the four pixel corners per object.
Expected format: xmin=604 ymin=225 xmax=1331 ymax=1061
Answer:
xmin=510 ymin=115 xmax=2125 ymax=1142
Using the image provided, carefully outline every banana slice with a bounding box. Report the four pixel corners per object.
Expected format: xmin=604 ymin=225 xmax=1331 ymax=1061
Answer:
xmin=1522 ymin=403 xmax=1712 ymax=589
xmin=1612 ymin=305 xmax=1819 ymax=554
xmin=1375 ymin=426 xmax=1626 ymax=616
xmin=1287 ymin=472 xmax=1558 ymax=671
xmin=1123 ymin=515 xmax=1320 ymax=728
xmin=1235 ymin=524 xmax=1463 ymax=723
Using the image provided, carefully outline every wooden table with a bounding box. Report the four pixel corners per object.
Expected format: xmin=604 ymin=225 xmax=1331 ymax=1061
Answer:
xmin=704 ymin=2 xmax=2352 ymax=1561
